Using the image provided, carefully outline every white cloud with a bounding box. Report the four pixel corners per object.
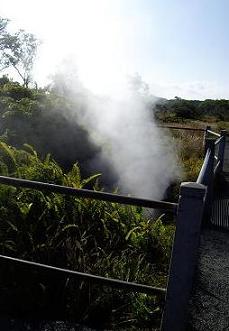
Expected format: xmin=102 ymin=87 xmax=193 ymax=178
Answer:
xmin=149 ymin=80 xmax=229 ymax=100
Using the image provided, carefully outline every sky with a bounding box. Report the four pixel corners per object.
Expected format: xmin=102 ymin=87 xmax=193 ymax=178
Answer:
xmin=0 ymin=0 xmax=229 ymax=100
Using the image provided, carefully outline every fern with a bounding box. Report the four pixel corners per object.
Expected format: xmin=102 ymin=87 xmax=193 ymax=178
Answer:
xmin=23 ymin=143 xmax=38 ymax=158
xmin=0 ymin=141 xmax=17 ymax=172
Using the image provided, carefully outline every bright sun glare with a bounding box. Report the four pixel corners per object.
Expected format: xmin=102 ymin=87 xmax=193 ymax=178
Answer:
xmin=1 ymin=0 xmax=128 ymax=93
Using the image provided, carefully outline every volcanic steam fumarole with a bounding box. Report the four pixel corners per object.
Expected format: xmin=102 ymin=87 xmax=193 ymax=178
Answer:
xmin=51 ymin=67 xmax=180 ymax=200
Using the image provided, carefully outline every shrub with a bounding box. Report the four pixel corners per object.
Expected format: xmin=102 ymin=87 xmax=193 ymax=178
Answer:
xmin=0 ymin=143 xmax=174 ymax=329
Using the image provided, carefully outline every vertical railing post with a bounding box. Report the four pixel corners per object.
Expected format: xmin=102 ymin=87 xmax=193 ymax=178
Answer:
xmin=203 ymin=139 xmax=215 ymax=180
xmin=203 ymin=139 xmax=215 ymax=222
xmin=204 ymin=125 xmax=211 ymax=154
xmin=161 ymin=182 xmax=206 ymax=331
xmin=218 ymin=130 xmax=227 ymax=172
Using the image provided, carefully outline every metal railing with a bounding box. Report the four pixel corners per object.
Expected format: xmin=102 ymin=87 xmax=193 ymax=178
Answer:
xmin=196 ymin=128 xmax=227 ymax=220
xmin=161 ymin=126 xmax=227 ymax=331
xmin=0 ymin=254 xmax=165 ymax=296
xmin=0 ymin=176 xmax=177 ymax=213
xmin=196 ymin=149 xmax=212 ymax=185
xmin=0 ymin=175 xmax=178 ymax=301
xmin=207 ymin=129 xmax=221 ymax=138
xmin=158 ymin=125 xmax=205 ymax=132
xmin=198 ymin=127 xmax=226 ymax=183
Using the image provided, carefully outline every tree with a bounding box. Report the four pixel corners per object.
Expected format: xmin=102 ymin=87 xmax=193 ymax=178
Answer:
xmin=0 ymin=17 xmax=8 ymax=34
xmin=0 ymin=17 xmax=39 ymax=87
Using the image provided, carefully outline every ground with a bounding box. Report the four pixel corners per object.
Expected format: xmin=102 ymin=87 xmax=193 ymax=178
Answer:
xmin=188 ymin=228 xmax=229 ymax=331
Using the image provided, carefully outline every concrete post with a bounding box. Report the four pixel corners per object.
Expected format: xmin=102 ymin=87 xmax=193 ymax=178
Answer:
xmin=161 ymin=182 xmax=206 ymax=331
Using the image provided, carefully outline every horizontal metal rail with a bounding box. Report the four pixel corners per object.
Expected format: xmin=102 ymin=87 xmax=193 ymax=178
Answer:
xmin=0 ymin=254 xmax=166 ymax=296
xmin=215 ymin=136 xmax=224 ymax=145
xmin=196 ymin=149 xmax=211 ymax=185
xmin=0 ymin=176 xmax=177 ymax=213
xmin=214 ymin=160 xmax=221 ymax=175
xmin=207 ymin=129 xmax=221 ymax=138
xmin=158 ymin=125 xmax=205 ymax=132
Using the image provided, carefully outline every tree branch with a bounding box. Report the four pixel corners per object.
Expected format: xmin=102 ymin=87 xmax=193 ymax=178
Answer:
xmin=12 ymin=63 xmax=25 ymax=84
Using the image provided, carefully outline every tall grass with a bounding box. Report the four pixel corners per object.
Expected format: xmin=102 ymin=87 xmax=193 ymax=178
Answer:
xmin=174 ymin=129 xmax=204 ymax=181
xmin=0 ymin=143 xmax=174 ymax=330
xmin=161 ymin=125 xmax=205 ymax=201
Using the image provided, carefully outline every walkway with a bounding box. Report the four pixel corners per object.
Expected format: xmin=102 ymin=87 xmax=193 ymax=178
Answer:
xmin=188 ymin=135 xmax=229 ymax=330
xmin=211 ymin=135 xmax=229 ymax=229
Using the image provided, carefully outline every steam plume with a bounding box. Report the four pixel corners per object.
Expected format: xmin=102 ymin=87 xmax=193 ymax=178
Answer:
xmin=51 ymin=65 xmax=180 ymax=199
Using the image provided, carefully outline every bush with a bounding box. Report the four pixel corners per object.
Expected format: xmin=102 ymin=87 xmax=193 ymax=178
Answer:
xmin=0 ymin=143 xmax=174 ymax=329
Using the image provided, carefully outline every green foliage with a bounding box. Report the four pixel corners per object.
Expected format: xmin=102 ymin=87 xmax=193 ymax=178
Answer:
xmin=0 ymin=17 xmax=9 ymax=34
xmin=0 ymin=142 xmax=174 ymax=329
xmin=0 ymin=16 xmax=39 ymax=87
xmin=0 ymin=78 xmax=115 ymax=187
xmin=155 ymin=97 xmax=229 ymax=122
xmin=160 ymin=127 xmax=205 ymax=201
xmin=1 ymin=81 xmax=33 ymax=100
xmin=0 ymin=74 xmax=10 ymax=86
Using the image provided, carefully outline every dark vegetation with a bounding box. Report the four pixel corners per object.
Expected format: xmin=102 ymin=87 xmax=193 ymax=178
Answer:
xmin=0 ymin=141 xmax=174 ymax=329
xmin=155 ymin=96 xmax=229 ymax=123
xmin=0 ymin=76 xmax=117 ymax=187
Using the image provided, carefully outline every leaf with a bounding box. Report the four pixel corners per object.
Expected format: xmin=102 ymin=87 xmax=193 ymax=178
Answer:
xmin=23 ymin=143 xmax=38 ymax=158
xmin=81 ymin=173 xmax=101 ymax=188
xmin=0 ymin=240 xmax=16 ymax=252
xmin=5 ymin=220 xmax=18 ymax=232
xmin=61 ymin=224 xmax=78 ymax=233
xmin=18 ymin=202 xmax=33 ymax=217
xmin=125 ymin=226 xmax=140 ymax=241
xmin=44 ymin=153 xmax=51 ymax=164
xmin=0 ymin=141 xmax=17 ymax=170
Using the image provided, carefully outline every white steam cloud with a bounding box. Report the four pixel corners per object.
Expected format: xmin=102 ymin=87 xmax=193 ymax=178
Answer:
xmin=51 ymin=64 xmax=180 ymax=200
